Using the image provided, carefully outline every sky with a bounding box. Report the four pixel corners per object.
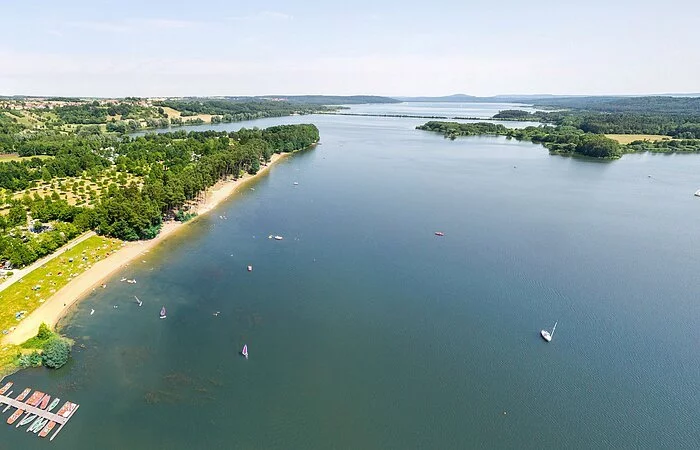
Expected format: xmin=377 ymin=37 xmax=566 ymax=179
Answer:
xmin=1 ymin=0 xmax=698 ymax=97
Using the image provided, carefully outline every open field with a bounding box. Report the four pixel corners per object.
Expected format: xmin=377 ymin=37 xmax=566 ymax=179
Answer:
xmin=0 ymin=235 xmax=121 ymax=336
xmin=606 ymin=134 xmax=672 ymax=144
xmin=161 ymin=106 xmax=213 ymax=123
xmin=0 ymin=153 xmax=53 ymax=162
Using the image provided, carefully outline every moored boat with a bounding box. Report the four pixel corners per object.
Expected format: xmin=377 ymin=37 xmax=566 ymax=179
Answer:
xmin=39 ymin=418 xmax=58 ymax=438
xmin=62 ymin=402 xmax=78 ymax=418
xmin=7 ymin=408 xmax=24 ymax=425
xmin=18 ymin=413 xmax=37 ymax=427
xmin=26 ymin=391 xmax=45 ymax=406
xmin=47 ymin=398 xmax=60 ymax=412
xmin=27 ymin=417 xmax=42 ymax=432
xmin=0 ymin=381 xmax=12 ymax=395
xmin=15 ymin=388 xmax=30 ymax=402
xmin=40 ymin=394 xmax=51 ymax=409
xmin=29 ymin=417 xmax=47 ymax=433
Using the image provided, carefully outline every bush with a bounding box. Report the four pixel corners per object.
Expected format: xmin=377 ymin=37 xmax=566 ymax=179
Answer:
xmin=17 ymin=351 xmax=42 ymax=368
xmin=41 ymin=337 xmax=71 ymax=369
xmin=37 ymin=322 xmax=52 ymax=340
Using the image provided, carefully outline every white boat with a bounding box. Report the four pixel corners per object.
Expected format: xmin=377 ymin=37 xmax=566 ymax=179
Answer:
xmin=160 ymin=306 xmax=167 ymax=319
xmin=47 ymin=398 xmax=60 ymax=412
xmin=241 ymin=344 xmax=248 ymax=359
xmin=31 ymin=418 xmax=47 ymax=433
xmin=18 ymin=413 xmax=37 ymax=427
xmin=293 ymin=182 xmax=299 ymax=185
xmin=90 ymin=309 xmax=95 ymax=315
xmin=247 ymin=265 xmax=253 ymax=272
xmin=541 ymin=321 xmax=557 ymax=342
xmin=273 ymin=235 xmax=283 ymax=240
xmin=695 ymin=189 xmax=700 ymax=197
xmin=135 ymin=296 xmax=143 ymax=307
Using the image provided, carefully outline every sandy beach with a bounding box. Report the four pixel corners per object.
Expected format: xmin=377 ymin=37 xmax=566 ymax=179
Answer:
xmin=2 ymin=153 xmax=289 ymax=345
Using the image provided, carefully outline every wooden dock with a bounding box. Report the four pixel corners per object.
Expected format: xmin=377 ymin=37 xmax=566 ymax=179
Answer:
xmin=0 ymin=384 xmax=79 ymax=441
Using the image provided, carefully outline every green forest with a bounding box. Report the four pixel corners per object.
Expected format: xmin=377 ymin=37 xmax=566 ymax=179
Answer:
xmin=418 ymin=121 xmax=632 ymax=158
xmin=155 ymin=99 xmax=330 ymax=120
xmin=0 ymin=124 xmax=319 ymax=267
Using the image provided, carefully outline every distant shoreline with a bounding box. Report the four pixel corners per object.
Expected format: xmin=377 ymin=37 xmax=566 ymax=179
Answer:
xmin=2 ymin=152 xmax=292 ymax=346
xmin=317 ymin=111 xmax=539 ymax=122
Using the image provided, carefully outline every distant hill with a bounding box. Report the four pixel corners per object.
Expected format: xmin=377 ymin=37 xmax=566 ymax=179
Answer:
xmin=396 ymin=94 xmax=560 ymax=103
xmin=528 ymin=96 xmax=700 ymax=114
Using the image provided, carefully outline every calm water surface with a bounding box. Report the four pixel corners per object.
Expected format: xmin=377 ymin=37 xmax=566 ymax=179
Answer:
xmin=2 ymin=105 xmax=700 ymax=449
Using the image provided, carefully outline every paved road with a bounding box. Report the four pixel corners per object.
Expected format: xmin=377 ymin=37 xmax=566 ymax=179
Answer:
xmin=0 ymin=231 xmax=96 ymax=295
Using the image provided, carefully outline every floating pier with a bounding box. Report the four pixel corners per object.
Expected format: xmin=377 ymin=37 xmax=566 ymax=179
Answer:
xmin=0 ymin=382 xmax=79 ymax=441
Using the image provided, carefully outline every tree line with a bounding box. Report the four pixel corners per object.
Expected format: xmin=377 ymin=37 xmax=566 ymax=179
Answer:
xmin=417 ymin=121 xmax=623 ymax=158
xmin=0 ymin=124 xmax=319 ymax=267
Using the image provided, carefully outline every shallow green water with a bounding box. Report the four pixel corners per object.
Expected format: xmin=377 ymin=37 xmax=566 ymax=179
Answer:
xmin=2 ymin=107 xmax=700 ymax=448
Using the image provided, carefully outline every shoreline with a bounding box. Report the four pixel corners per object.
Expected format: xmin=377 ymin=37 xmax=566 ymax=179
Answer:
xmin=1 ymin=152 xmax=290 ymax=346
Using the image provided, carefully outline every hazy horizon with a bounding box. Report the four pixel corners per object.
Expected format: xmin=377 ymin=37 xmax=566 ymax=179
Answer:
xmin=1 ymin=0 xmax=698 ymax=97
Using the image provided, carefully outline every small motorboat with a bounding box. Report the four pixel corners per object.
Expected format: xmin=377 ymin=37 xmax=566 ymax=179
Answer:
xmin=18 ymin=413 xmax=37 ymax=427
xmin=120 ymin=277 xmax=127 ymax=282
xmin=135 ymin=296 xmax=143 ymax=307
xmin=541 ymin=321 xmax=557 ymax=342
xmin=160 ymin=306 xmax=167 ymax=319
xmin=30 ymin=417 xmax=47 ymax=433
xmin=27 ymin=417 xmax=42 ymax=433
xmin=90 ymin=309 xmax=95 ymax=315
xmin=435 ymin=232 xmax=444 ymax=237
xmin=7 ymin=408 xmax=24 ymax=425
xmin=247 ymin=265 xmax=253 ymax=272
xmin=127 ymin=279 xmax=136 ymax=284
xmin=0 ymin=381 xmax=12 ymax=395
xmin=273 ymin=235 xmax=283 ymax=240
xmin=241 ymin=344 xmax=248 ymax=359
xmin=47 ymin=398 xmax=60 ymax=412
xmin=39 ymin=394 xmax=50 ymax=410
xmin=293 ymin=182 xmax=299 ymax=185
xmin=39 ymin=420 xmax=56 ymax=438
xmin=695 ymin=189 xmax=700 ymax=197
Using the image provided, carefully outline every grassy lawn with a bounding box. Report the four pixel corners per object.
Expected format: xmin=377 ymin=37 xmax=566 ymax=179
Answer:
xmin=606 ymin=134 xmax=672 ymax=145
xmin=0 ymin=235 xmax=122 ymax=336
xmin=0 ymin=343 xmax=19 ymax=376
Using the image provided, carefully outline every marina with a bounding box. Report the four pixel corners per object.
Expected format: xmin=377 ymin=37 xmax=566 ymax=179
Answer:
xmin=0 ymin=383 xmax=79 ymax=441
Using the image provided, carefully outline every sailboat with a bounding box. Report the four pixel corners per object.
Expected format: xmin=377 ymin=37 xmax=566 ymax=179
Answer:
xmin=541 ymin=321 xmax=557 ymax=342
xmin=160 ymin=306 xmax=167 ymax=319
xmin=241 ymin=344 xmax=248 ymax=359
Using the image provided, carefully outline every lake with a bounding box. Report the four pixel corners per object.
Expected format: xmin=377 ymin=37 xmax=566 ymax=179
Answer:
xmin=2 ymin=103 xmax=699 ymax=448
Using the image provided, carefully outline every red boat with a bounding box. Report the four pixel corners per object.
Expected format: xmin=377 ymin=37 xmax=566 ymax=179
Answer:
xmin=40 ymin=401 xmax=71 ymax=438
xmin=40 ymin=394 xmax=51 ymax=410
xmin=26 ymin=391 xmax=45 ymax=407
xmin=7 ymin=407 xmax=24 ymax=425
xmin=0 ymin=381 xmax=12 ymax=395
xmin=15 ymin=388 xmax=31 ymax=402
